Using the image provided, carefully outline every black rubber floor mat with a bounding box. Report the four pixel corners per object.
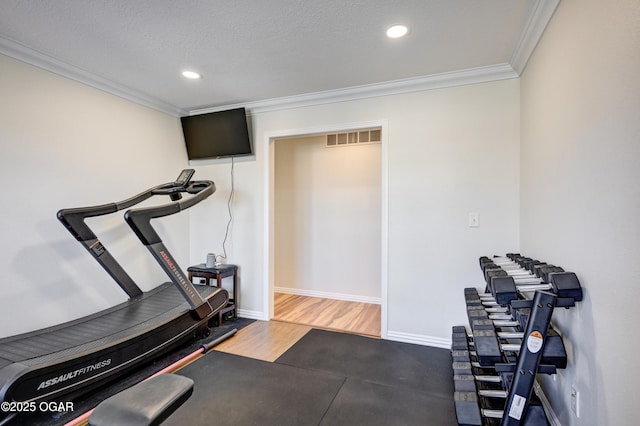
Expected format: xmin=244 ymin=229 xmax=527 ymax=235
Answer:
xmin=275 ymin=328 xmax=454 ymax=399
xmin=164 ymin=351 xmax=345 ymax=426
xmin=321 ymin=377 xmax=458 ymax=426
xmin=20 ymin=326 xmax=456 ymax=426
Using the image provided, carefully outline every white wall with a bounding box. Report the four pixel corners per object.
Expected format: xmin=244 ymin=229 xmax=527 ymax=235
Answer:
xmin=1 ymin=49 xmax=521 ymax=351
xmin=0 ymin=54 xmax=191 ymax=337
xmin=190 ymin=78 xmax=521 ymax=344
xmin=520 ymin=0 xmax=640 ymax=424
xmin=274 ymin=135 xmax=381 ymax=302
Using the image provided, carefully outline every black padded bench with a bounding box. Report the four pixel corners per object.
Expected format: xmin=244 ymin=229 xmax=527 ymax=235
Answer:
xmin=88 ymin=374 xmax=193 ymax=426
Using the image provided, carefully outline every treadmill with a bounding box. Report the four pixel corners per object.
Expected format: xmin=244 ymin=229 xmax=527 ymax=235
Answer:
xmin=0 ymin=170 xmax=228 ymax=423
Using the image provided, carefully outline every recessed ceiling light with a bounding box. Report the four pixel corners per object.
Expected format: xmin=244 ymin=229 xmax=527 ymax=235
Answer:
xmin=181 ymin=70 xmax=202 ymax=79
xmin=386 ymin=24 xmax=409 ymax=39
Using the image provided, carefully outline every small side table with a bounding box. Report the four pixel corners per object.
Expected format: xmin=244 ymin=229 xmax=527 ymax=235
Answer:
xmin=187 ymin=263 xmax=238 ymax=325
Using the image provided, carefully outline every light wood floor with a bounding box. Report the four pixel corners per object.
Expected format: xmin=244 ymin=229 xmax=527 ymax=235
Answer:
xmin=214 ymin=320 xmax=311 ymax=362
xmin=273 ymin=293 xmax=381 ymax=337
xmin=215 ymin=294 xmax=381 ymax=362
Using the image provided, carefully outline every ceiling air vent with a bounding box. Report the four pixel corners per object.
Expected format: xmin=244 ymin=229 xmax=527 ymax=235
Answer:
xmin=326 ymin=128 xmax=381 ymax=147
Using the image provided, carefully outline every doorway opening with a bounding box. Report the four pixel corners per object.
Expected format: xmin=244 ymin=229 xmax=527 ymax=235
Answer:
xmin=264 ymin=121 xmax=388 ymax=338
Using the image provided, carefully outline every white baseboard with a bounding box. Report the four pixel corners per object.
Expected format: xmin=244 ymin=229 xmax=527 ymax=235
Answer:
xmin=534 ymin=381 xmax=561 ymax=426
xmin=274 ymin=286 xmax=381 ymax=305
xmin=386 ymin=330 xmax=451 ymax=349
xmin=236 ymin=309 xmax=268 ymax=321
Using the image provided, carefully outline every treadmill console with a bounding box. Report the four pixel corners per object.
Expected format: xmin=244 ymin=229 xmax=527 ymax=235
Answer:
xmin=175 ymin=169 xmax=195 ymax=187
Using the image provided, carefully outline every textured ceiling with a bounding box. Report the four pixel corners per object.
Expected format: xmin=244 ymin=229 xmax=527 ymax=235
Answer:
xmin=0 ymin=1 xmax=557 ymax=115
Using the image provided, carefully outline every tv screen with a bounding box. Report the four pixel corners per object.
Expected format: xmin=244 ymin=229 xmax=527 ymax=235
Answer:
xmin=181 ymin=107 xmax=252 ymax=160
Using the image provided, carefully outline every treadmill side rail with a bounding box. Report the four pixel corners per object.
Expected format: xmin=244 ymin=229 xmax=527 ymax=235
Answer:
xmin=55 ymin=176 xmax=208 ymax=299
xmin=125 ymin=181 xmax=216 ymax=319
xmin=148 ymin=242 xmax=212 ymax=318
xmin=58 ymin=204 xmax=148 ymax=298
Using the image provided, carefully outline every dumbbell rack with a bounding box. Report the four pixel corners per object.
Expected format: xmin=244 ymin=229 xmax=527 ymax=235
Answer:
xmin=452 ymin=254 xmax=582 ymax=426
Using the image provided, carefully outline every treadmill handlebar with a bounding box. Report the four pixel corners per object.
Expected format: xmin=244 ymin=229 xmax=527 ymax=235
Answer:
xmin=57 ymin=203 xmax=118 ymax=241
xmin=57 ymin=177 xmax=208 ymax=242
xmin=55 ymin=172 xmax=211 ymax=299
xmin=125 ymin=180 xmax=215 ymax=246
xmin=57 ymin=184 xmax=169 ymax=241
xmin=151 ymin=180 xmax=212 ymax=198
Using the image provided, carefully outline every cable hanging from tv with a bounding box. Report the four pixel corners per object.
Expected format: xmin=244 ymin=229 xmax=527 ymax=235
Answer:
xmin=219 ymin=157 xmax=234 ymax=263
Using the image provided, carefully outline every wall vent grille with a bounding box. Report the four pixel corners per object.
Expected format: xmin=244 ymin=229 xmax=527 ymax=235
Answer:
xmin=326 ymin=128 xmax=381 ymax=147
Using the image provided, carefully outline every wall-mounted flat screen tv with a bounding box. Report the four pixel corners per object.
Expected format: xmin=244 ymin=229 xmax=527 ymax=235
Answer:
xmin=181 ymin=107 xmax=252 ymax=160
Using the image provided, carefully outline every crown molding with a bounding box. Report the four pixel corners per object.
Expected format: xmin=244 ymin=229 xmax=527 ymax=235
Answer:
xmin=510 ymin=0 xmax=561 ymax=75
xmin=191 ymin=63 xmax=519 ymax=116
xmin=0 ymin=36 xmax=186 ymax=117
xmin=2 ymin=0 xmax=558 ymax=118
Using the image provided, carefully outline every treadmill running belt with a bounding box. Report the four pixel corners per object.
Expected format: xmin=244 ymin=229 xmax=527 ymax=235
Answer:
xmin=0 ymin=284 xmax=218 ymax=364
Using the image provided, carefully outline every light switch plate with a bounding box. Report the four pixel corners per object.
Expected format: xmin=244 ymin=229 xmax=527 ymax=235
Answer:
xmin=468 ymin=212 xmax=479 ymax=227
